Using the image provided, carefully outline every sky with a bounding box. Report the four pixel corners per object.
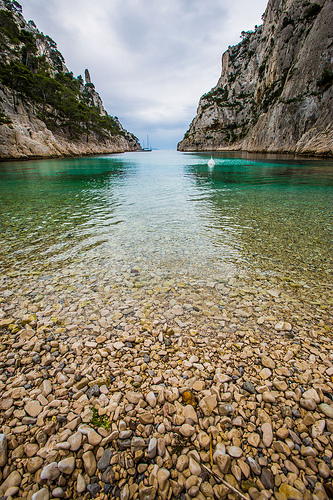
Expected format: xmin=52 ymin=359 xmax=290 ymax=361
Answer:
xmin=19 ymin=0 xmax=268 ymax=150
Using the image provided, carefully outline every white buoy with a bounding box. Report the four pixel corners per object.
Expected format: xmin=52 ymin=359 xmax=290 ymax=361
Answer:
xmin=208 ymin=156 xmax=215 ymax=167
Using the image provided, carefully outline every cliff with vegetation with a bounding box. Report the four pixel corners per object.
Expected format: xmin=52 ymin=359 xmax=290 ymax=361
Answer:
xmin=178 ymin=0 xmax=333 ymax=156
xmin=0 ymin=0 xmax=140 ymax=160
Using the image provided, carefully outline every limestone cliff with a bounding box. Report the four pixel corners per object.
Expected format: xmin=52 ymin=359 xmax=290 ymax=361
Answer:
xmin=0 ymin=0 xmax=140 ymax=160
xmin=178 ymin=0 xmax=333 ymax=156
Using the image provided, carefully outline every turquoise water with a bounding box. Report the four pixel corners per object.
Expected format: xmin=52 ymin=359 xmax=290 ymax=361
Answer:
xmin=0 ymin=150 xmax=333 ymax=293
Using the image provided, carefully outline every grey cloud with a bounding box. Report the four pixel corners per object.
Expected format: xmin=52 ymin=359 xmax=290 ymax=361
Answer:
xmin=20 ymin=0 xmax=268 ymax=149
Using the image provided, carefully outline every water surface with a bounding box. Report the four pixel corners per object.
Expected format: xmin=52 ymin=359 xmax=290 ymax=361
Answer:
xmin=0 ymin=150 xmax=332 ymax=329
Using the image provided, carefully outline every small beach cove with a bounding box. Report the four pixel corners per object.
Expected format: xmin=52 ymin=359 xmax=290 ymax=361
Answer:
xmin=1 ymin=150 xmax=333 ymax=500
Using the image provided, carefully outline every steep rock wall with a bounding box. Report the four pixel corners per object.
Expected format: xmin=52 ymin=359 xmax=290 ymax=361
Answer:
xmin=178 ymin=0 xmax=333 ymax=156
xmin=0 ymin=0 xmax=140 ymax=160
xmin=0 ymin=86 xmax=139 ymax=159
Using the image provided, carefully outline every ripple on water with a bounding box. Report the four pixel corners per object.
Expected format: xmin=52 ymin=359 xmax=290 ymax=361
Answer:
xmin=0 ymin=151 xmax=332 ymax=331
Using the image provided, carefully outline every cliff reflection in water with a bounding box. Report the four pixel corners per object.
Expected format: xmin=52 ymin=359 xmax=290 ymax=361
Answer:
xmin=186 ymin=154 xmax=333 ymax=283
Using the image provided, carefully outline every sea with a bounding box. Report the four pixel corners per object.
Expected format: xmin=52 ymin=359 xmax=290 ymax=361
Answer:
xmin=0 ymin=150 xmax=332 ymax=329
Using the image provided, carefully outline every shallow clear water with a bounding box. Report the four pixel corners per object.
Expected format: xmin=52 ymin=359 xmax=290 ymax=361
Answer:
xmin=0 ymin=150 xmax=333 ymax=310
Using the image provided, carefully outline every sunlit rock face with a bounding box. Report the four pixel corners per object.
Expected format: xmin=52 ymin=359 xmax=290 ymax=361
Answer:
xmin=178 ymin=0 xmax=333 ymax=156
xmin=0 ymin=1 xmax=140 ymax=159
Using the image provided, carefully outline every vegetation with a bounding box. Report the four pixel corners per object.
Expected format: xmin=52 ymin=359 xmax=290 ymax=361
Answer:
xmin=0 ymin=4 xmax=131 ymax=141
xmin=304 ymin=3 xmax=322 ymax=20
xmin=317 ymin=68 xmax=333 ymax=91
xmin=90 ymin=407 xmax=111 ymax=431
xmin=0 ymin=110 xmax=11 ymax=125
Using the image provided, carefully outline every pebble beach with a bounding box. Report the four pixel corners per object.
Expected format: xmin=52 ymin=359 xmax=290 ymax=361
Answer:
xmin=1 ymin=263 xmax=333 ymax=500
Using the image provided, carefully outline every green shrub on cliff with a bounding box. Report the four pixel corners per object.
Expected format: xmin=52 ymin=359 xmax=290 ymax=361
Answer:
xmin=0 ymin=3 xmax=125 ymax=141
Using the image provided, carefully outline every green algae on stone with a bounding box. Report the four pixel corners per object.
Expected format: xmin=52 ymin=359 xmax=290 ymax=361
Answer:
xmin=90 ymin=407 xmax=112 ymax=431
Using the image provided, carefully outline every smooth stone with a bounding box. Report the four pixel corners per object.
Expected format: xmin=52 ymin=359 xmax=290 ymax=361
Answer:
xmin=78 ymin=425 xmax=102 ymax=446
xmin=247 ymin=457 xmax=261 ymax=475
xmin=319 ymin=403 xmax=333 ymax=419
xmin=97 ymin=449 xmax=113 ymax=470
xmin=302 ymin=388 xmax=320 ymax=403
xmin=274 ymin=441 xmax=291 ymax=456
xmin=87 ymin=483 xmax=102 ymax=498
xmin=0 ymin=471 xmax=22 ymax=492
xmin=147 ymin=437 xmax=157 ymax=458
xmin=219 ymin=403 xmax=234 ymax=416
xmin=197 ymin=431 xmax=210 ymax=449
xmin=24 ymin=400 xmax=42 ymax=417
xmin=300 ymin=397 xmax=317 ymax=410
xmin=40 ymin=462 xmax=60 ymax=481
xmin=139 ymin=412 xmax=154 ymax=425
xmin=311 ymin=419 xmax=326 ymax=438
xmin=146 ymin=391 xmax=157 ymax=407
xmin=182 ymin=404 xmax=198 ymax=423
xmin=260 ymin=468 xmax=274 ymax=490
xmin=276 ymin=427 xmax=289 ymax=440
xmin=117 ymin=438 xmax=131 ymax=450
xmin=58 ymin=457 xmax=75 ymax=474
xmin=198 ymin=395 xmax=217 ymax=416
xmin=189 ymin=457 xmax=201 ymax=476
xmin=157 ymin=437 xmax=166 ymax=457
xmin=76 ymin=473 xmax=86 ymax=493
xmin=0 ymin=434 xmax=7 ymax=467
xmin=318 ymin=462 xmax=331 ymax=478
xmin=284 ymin=460 xmax=299 ymax=474
xmin=120 ymin=484 xmax=130 ymax=500
xmin=157 ymin=468 xmax=170 ymax=490
xmin=247 ymin=433 xmax=260 ymax=447
xmin=216 ymin=454 xmax=231 ymax=473
xmin=125 ymin=391 xmax=143 ymax=404
xmin=272 ymin=379 xmax=288 ymax=391
xmin=52 ymin=487 xmax=64 ymax=497
xmin=132 ymin=437 xmax=146 ymax=449
xmin=138 ymin=486 xmax=157 ymax=500
xmin=301 ymin=445 xmax=316 ymax=457
xmin=262 ymin=422 xmax=273 ymax=447
xmin=261 ymin=355 xmax=276 ymax=369
xmin=179 ymin=424 xmax=195 ymax=437
xmin=279 ymin=483 xmax=302 ymax=500
xmin=176 ymin=454 xmax=189 ymax=472
xmin=243 ymin=381 xmax=256 ymax=394
xmin=274 ymin=321 xmax=292 ymax=331
xmin=31 ymin=488 xmax=50 ymax=500
xmin=259 ymin=368 xmax=272 ymax=380
xmin=68 ymin=431 xmax=82 ymax=451
xmin=27 ymin=457 xmax=44 ymax=473
xmin=4 ymin=486 xmax=20 ymax=497
xmin=262 ymin=391 xmax=276 ymax=403
xmin=227 ymin=446 xmax=243 ymax=458
xmin=82 ymin=450 xmax=97 ymax=476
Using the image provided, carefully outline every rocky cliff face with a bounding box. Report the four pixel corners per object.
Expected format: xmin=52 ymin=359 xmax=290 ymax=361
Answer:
xmin=178 ymin=0 xmax=333 ymax=156
xmin=0 ymin=0 xmax=140 ymax=160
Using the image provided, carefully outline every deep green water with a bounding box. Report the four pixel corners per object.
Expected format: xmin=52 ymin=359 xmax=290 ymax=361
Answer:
xmin=0 ymin=150 xmax=333 ymax=288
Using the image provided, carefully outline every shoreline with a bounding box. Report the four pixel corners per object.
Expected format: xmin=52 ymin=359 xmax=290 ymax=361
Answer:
xmin=1 ymin=269 xmax=333 ymax=500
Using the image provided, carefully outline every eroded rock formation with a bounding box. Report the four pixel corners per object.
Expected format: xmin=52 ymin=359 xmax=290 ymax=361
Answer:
xmin=0 ymin=0 xmax=140 ymax=160
xmin=178 ymin=0 xmax=333 ymax=156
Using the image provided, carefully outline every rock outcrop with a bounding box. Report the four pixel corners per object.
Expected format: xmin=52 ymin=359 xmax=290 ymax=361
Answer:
xmin=0 ymin=0 xmax=140 ymax=160
xmin=178 ymin=0 xmax=333 ymax=156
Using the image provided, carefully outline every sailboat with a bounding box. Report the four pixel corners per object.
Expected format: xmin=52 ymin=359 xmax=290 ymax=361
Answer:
xmin=142 ymin=135 xmax=152 ymax=151
xmin=208 ymin=156 xmax=215 ymax=167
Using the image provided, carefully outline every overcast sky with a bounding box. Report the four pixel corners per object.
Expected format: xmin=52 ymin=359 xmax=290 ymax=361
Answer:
xmin=19 ymin=0 xmax=268 ymax=149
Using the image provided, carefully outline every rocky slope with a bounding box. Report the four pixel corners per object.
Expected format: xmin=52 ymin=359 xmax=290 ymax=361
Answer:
xmin=0 ymin=0 xmax=140 ymax=160
xmin=178 ymin=0 xmax=333 ymax=156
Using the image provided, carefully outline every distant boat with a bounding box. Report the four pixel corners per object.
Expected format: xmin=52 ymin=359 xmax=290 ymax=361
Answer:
xmin=208 ymin=156 xmax=215 ymax=167
xmin=142 ymin=135 xmax=152 ymax=151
